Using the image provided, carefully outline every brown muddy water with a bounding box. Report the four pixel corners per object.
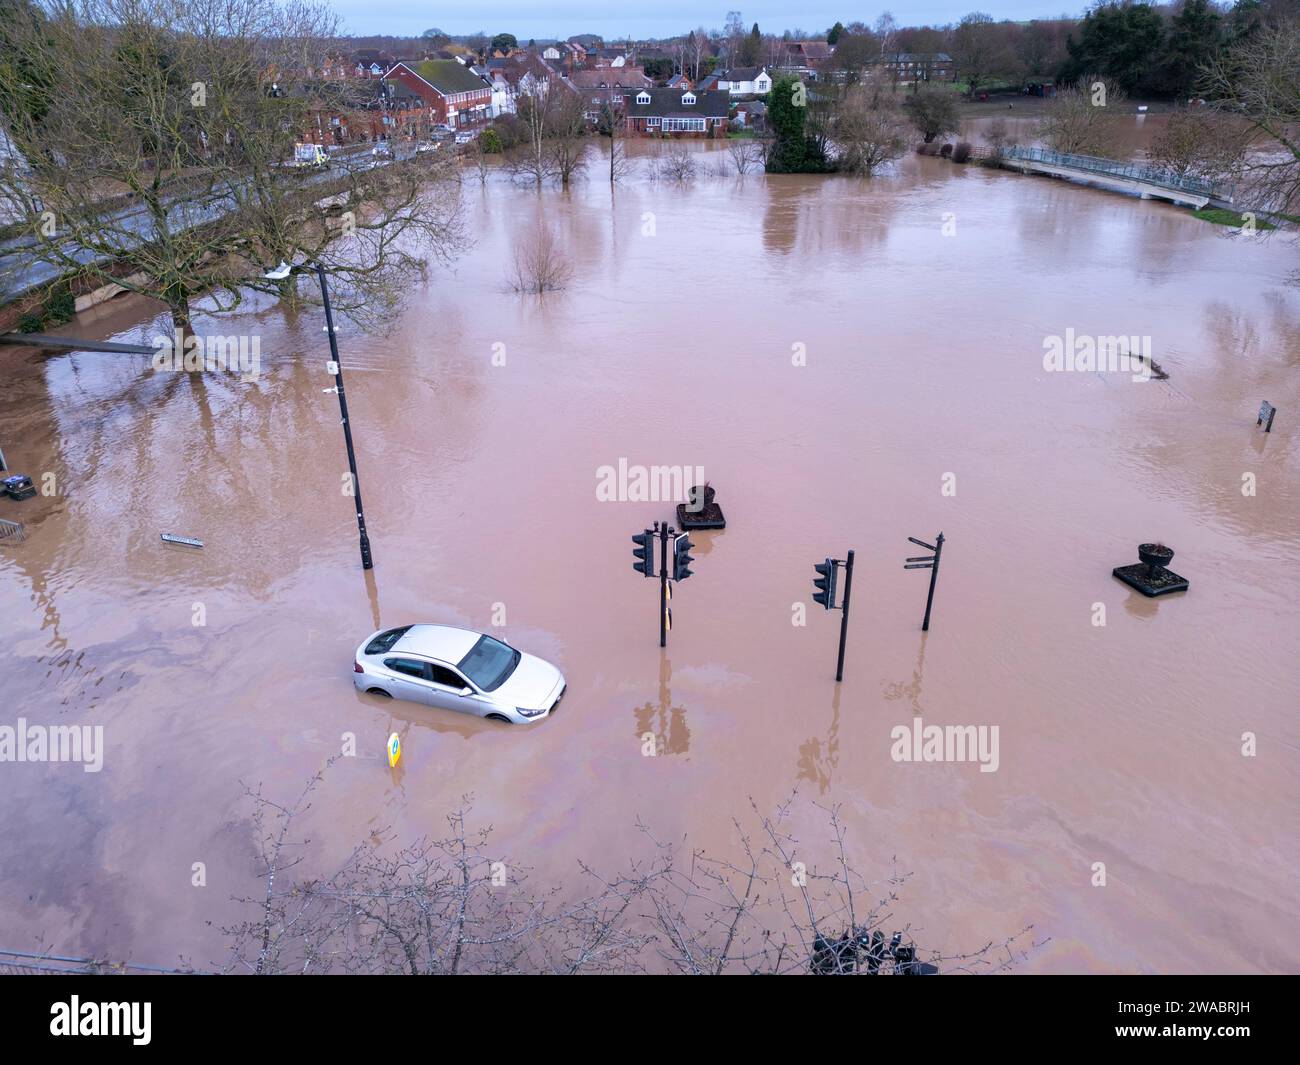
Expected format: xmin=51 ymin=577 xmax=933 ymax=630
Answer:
xmin=1 ymin=137 xmax=1298 ymax=974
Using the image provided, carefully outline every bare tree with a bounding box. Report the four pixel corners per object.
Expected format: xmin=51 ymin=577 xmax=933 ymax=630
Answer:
xmin=505 ymin=224 xmax=573 ymax=294
xmin=600 ymin=101 xmax=631 ymax=185
xmin=1202 ymin=17 xmax=1300 ymax=214
xmin=728 ymin=137 xmax=766 ymax=174
xmin=506 ymin=82 xmax=588 ymax=188
xmin=649 ymin=143 xmax=697 ymax=182
xmin=1148 ymin=108 xmax=1248 ymax=185
xmin=224 ymin=771 xmax=1038 ymax=975
xmin=0 ymin=0 xmax=465 ymax=336
xmin=1036 ymin=76 xmax=1128 ymax=157
xmin=833 ymin=83 xmax=910 ymax=175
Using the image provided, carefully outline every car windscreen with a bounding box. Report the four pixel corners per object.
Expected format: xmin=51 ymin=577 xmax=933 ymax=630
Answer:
xmin=365 ymin=626 xmax=411 ymax=655
xmin=457 ymin=635 xmax=520 ymax=692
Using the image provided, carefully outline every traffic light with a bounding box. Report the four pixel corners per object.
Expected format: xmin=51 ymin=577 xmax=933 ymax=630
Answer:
xmin=672 ymin=533 xmax=694 ymax=581
xmin=813 ymin=558 xmax=837 ymax=609
xmin=632 ymin=531 xmax=655 ymax=577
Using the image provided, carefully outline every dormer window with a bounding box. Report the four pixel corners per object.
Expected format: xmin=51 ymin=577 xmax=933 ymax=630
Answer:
xmin=636 ymin=91 xmax=650 ymax=105
xmin=681 ymin=92 xmax=696 ymax=105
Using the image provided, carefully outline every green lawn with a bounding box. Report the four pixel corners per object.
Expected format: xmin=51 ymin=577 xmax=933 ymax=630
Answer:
xmin=1192 ymin=207 xmax=1278 ymax=231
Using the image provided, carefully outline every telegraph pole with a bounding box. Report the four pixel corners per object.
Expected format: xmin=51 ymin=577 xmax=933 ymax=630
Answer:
xmin=317 ymin=262 xmax=373 ymax=570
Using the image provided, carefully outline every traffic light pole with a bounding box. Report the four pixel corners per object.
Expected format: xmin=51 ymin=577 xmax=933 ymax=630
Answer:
xmin=659 ymin=522 xmax=670 ymax=648
xmin=660 ymin=520 xmax=670 ymax=644
xmin=835 ymin=549 xmax=855 ymax=683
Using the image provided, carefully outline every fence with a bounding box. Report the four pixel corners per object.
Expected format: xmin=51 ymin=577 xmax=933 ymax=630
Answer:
xmin=0 ymin=949 xmax=201 ymax=975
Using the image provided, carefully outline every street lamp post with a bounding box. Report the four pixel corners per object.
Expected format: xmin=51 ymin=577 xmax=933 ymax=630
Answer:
xmin=266 ymin=260 xmax=373 ymax=570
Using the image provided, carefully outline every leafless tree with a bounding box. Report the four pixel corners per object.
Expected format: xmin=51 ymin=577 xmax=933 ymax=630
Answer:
xmin=1202 ymin=17 xmax=1300 ymax=214
xmin=224 ymin=770 xmax=1038 ymax=975
xmin=506 ymin=82 xmax=588 ymax=188
xmin=1148 ymin=108 xmax=1248 ymax=185
xmin=728 ymin=138 xmax=766 ymax=174
xmin=648 ymin=143 xmax=697 ymax=183
xmin=600 ymin=101 xmax=632 ymax=185
xmin=1036 ymin=76 xmax=1128 ymax=157
xmin=505 ymin=224 xmax=573 ymax=294
xmin=984 ymin=116 xmax=1011 ymax=154
xmin=833 ymin=83 xmax=910 ymax=175
xmin=0 ymin=0 xmax=465 ymax=337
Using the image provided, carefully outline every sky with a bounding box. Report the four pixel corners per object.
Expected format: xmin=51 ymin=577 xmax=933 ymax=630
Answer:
xmin=327 ymin=1 xmax=1087 ymax=39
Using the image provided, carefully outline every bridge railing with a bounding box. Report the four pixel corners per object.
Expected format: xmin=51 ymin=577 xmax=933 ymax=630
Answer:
xmin=1001 ymin=145 xmax=1216 ymax=196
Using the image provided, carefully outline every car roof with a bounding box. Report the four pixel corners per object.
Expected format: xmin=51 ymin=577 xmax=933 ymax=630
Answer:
xmin=391 ymin=624 xmax=483 ymax=663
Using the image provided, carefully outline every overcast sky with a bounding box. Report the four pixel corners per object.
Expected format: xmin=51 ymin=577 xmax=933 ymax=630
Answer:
xmin=328 ymin=2 xmax=1086 ymax=39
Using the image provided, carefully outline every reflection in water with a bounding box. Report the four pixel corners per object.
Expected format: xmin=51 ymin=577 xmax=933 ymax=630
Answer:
xmin=796 ymin=683 xmax=841 ymax=794
xmin=884 ymin=634 xmax=929 ymax=716
xmin=633 ymin=652 xmax=690 ymax=756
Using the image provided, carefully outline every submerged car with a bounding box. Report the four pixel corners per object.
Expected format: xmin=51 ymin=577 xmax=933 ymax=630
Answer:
xmin=353 ymin=624 xmax=565 ymax=724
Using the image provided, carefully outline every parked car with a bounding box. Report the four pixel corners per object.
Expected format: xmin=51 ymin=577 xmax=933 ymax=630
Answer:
xmin=353 ymin=625 xmax=565 ymax=724
xmin=454 ymin=131 xmax=476 ymax=145
xmin=371 ymin=142 xmax=393 ymax=158
xmin=415 ymin=142 xmax=440 ymax=154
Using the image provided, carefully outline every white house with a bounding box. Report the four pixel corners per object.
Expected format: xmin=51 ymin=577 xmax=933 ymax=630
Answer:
xmin=718 ymin=66 xmax=771 ymax=95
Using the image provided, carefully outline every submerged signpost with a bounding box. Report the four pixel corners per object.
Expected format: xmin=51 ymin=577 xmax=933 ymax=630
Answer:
xmin=904 ymin=532 xmax=945 ymax=631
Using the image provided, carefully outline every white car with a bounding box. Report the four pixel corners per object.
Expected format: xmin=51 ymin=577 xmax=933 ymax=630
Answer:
xmin=454 ymin=132 xmax=475 ymax=144
xmin=353 ymin=625 xmax=565 ymax=724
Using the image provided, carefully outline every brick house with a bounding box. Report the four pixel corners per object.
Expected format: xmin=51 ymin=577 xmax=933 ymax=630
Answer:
xmin=621 ymin=88 xmax=729 ymax=137
xmin=382 ymin=59 xmax=493 ymax=128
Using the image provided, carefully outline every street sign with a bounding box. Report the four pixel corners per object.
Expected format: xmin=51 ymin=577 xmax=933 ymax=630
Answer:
xmin=161 ymin=533 xmax=204 ymax=549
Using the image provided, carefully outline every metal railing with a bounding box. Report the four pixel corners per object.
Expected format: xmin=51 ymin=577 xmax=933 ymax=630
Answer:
xmin=0 ymin=949 xmax=202 ymax=975
xmin=1001 ymin=145 xmax=1216 ymax=196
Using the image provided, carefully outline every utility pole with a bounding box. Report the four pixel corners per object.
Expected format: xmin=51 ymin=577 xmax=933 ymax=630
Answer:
xmin=317 ymin=262 xmax=373 ymax=570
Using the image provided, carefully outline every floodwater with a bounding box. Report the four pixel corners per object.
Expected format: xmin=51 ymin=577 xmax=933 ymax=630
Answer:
xmin=2 ymin=135 xmax=1298 ymax=974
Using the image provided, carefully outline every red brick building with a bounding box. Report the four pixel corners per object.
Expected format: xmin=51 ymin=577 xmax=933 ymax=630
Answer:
xmin=382 ymin=60 xmax=493 ymax=128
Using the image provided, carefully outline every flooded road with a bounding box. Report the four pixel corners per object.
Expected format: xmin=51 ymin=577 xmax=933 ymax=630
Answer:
xmin=2 ymin=144 xmax=1298 ymax=973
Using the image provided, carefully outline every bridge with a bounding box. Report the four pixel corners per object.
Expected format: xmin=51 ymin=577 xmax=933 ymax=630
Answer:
xmin=998 ymin=146 xmax=1230 ymax=209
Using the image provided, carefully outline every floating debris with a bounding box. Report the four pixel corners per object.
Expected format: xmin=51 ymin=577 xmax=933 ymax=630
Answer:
xmin=0 ymin=518 xmax=25 ymax=544
xmin=2 ymin=474 xmax=35 ymax=501
xmin=160 ymin=533 xmax=204 ymax=549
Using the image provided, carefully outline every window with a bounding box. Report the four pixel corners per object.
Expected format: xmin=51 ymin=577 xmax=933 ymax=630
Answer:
xmin=681 ymin=92 xmax=695 ymax=105
xmin=636 ymin=91 xmax=650 ymax=105
xmin=458 ymin=635 xmax=521 ymax=692
xmin=429 ymin=665 xmax=467 ymax=690
xmin=384 ymin=657 xmax=428 ymax=680
xmin=662 ymin=117 xmax=705 ymax=132
xmin=366 ymin=627 xmax=411 ymax=654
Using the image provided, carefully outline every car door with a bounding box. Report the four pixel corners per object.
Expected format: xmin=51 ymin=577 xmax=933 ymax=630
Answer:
xmin=426 ymin=663 xmax=481 ymax=715
xmin=382 ymin=657 xmax=437 ymax=706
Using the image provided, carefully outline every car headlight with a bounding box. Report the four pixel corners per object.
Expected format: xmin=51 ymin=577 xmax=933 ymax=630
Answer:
xmin=516 ymin=706 xmax=547 ymax=718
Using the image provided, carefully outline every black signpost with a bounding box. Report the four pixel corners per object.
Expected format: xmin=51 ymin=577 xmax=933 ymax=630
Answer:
xmin=1258 ymin=401 xmax=1277 ymax=433
xmin=904 ymin=532 xmax=945 ymax=631
xmin=811 ymin=549 xmax=855 ymax=682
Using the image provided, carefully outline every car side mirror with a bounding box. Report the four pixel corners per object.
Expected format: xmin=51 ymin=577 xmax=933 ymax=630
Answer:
xmin=460 ymin=687 xmax=473 ymax=697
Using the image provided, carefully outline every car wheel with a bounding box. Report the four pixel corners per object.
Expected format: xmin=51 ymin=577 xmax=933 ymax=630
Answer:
xmin=485 ymin=713 xmax=512 ymax=724
xmin=366 ymin=687 xmax=393 ymax=699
